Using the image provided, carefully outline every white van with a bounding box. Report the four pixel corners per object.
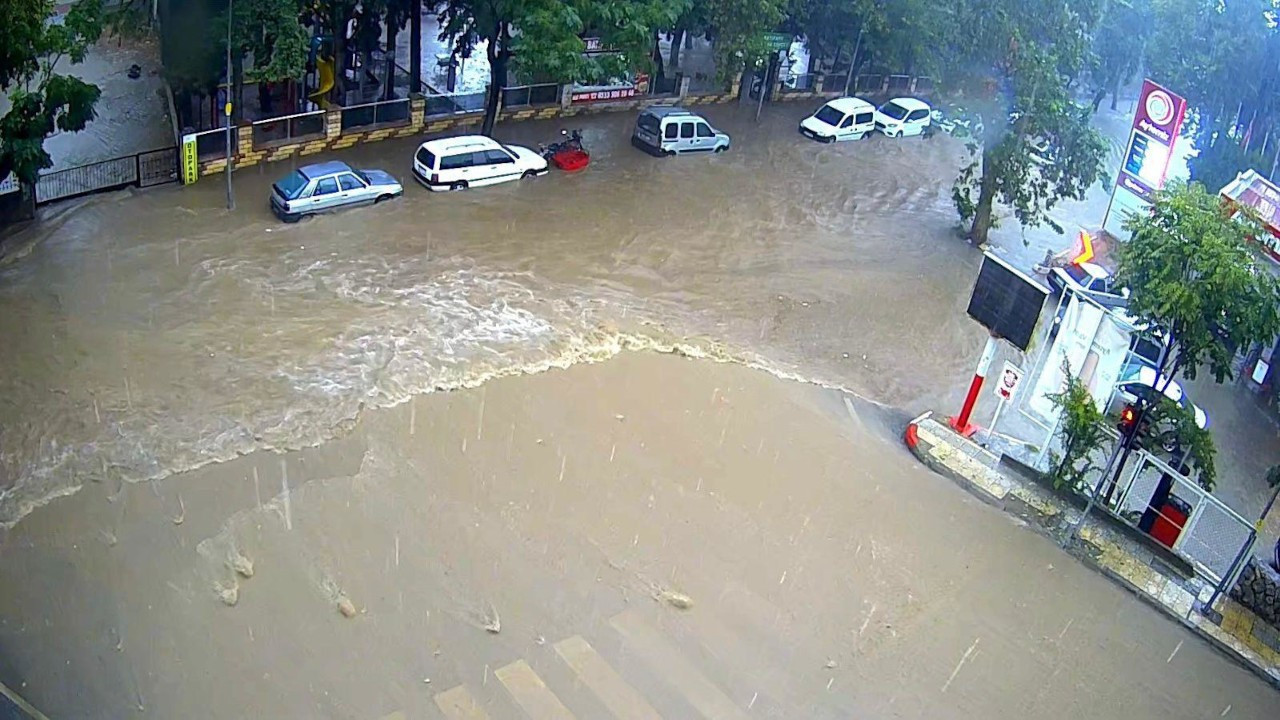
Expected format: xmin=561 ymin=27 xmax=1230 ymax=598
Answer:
xmin=874 ymin=97 xmax=932 ymax=137
xmin=412 ymin=135 xmax=548 ymax=191
xmin=798 ymin=97 xmax=875 ymax=142
xmin=631 ymin=107 xmax=731 ymax=156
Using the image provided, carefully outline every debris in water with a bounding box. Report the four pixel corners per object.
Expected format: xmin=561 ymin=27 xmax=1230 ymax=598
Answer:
xmin=826 ymin=659 xmax=838 ymax=669
xmin=422 ymin=678 xmax=431 ymax=684
xmin=171 ymin=494 xmax=185 ymax=525
xmin=337 ymin=595 xmax=357 ymax=618
xmin=615 ymin=414 xmax=625 ymax=421
xmin=216 ymin=582 xmax=239 ymax=607
xmin=483 ymin=603 xmax=501 ymax=633
xmin=229 ymin=552 xmax=254 ymax=578
xmin=658 ymin=589 xmax=694 ymax=610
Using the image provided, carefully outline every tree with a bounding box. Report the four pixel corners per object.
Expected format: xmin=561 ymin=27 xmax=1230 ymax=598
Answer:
xmin=701 ymin=0 xmax=785 ymax=85
xmin=0 ymin=0 xmax=104 ymax=187
xmin=430 ymin=0 xmax=681 ymax=136
xmin=1085 ymin=0 xmax=1152 ymax=112
xmin=941 ymin=0 xmax=1108 ymax=245
xmin=1047 ymin=362 xmax=1111 ymax=491
xmin=219 ymin=0 xmax=309 ymax=118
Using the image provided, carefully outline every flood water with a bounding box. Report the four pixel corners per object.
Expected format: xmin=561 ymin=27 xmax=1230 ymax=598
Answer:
xmin=0 ymin=103 xmax=1004 ymax=527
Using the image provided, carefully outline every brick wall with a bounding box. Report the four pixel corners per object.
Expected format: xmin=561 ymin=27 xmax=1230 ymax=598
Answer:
xmin=1232 ymin=557 xmax=1280 ymax=632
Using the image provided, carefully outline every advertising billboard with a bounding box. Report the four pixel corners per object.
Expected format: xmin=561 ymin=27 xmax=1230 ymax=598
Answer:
xmin=1102 ymin=79 xmax=1187 ymax=238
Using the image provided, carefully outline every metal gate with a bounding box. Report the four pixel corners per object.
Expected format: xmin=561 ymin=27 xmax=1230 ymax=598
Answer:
xmin=35 ymin=147 xmax=179 ymax=204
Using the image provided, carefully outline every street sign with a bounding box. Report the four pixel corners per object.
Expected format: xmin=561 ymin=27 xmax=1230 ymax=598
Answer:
xmin=994 ymin=361 xmax=1024 ymax=400
xmin=180 ymin=134 xmax=199 ymax=185
xmin=763 ymin=33 xmax=791 ymax=52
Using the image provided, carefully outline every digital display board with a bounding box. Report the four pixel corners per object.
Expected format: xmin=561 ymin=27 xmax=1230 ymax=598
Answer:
xmin=965 ymin=253 xmax=1049 ymax=352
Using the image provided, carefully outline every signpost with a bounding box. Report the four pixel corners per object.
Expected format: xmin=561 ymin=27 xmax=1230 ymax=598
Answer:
xmin=1102 ymin=79 xmax=1187 ymax=238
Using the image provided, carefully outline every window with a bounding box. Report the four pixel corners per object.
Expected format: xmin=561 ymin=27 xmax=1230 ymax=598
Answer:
xmin=879 ymin=101 xmax=909 ymax=120
xmin=680 ymin=122 xmax=695 ymax=139
xmin=313 ymin=177 xmax=338 ymax=196
xmin=664 ymin=123 xmax=679 ymax=140
xmin=696 ymin=123 xmax=714 ymax=138
xmin=638 ymin=114 xmax=661 ymax=134
xmin=415 ymin=148 xmax=437 ymax=170
xmin=838 ymin=115 xmax=854 ymax=129
xmin=814 ymin=105 xmax=843 ymax=126
xmin=274 ymin=171 xmax=308 ymax=200
xmin=907 ymin=109 xmax=929 ymax=122
xmin=855 ymin=112 xmax=873 ymax=125
xmin=440 ymin=152 xmax=477 ymax=171
xmin=1064 ymin=265 xmax=1090 ymax=286
xmin=339 ymin=174 xmax=365 ymax=191
xmin=485 ymin=149 xmax=515 ymax=165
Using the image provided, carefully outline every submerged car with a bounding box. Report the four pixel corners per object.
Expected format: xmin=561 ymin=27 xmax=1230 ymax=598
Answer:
xmin=631 ymin=106 xmax=731 ymax=156
xmin=874 ymin=97 xmax=932 ymax=137
xmin=799 ymin=97 xmax=876 ymax=142
xmin=1107 ymin=363 xmax=1209 ymax=430
xmin=412 ymin=135 xmax=548 ymax=191
xmin=271 ymin=161 xmax=402 ymax=222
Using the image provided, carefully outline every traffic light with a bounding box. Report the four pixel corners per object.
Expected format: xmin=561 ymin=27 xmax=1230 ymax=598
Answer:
xmin=1118 ymin=404 xmax=1138 ymax=433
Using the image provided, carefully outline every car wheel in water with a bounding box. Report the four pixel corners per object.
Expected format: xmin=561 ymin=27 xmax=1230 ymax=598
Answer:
xmin=824 ymin=136 xmax=836 ymax=144
xmin=522 ymin=170 xmax=537 ymax=179
xmin=714 ymin=145 xmax=727 ymax=153
xmin=374 ymin=194 xmax=393 ymax=204
xmin=450 ymin=181 xmax=467 ymax=191
xmin=282 ymin=213 xmax=301 ymax=224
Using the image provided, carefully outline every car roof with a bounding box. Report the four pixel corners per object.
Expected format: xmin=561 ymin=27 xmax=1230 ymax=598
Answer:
xmin=884 ymin=97 xmax=930 ymax=111
xmin=1078 ymin=261 xmax=1109 ymax=279
xmin=299 ymin=161 xmax=353 ymax=178
xmin=825 ymin=97 xmax=874 ymax=113
xmin=418 ymin=134 xmax=501 ymax=154
xmin=641 ymin=106 xmax=697 ymax=120
xmin=1122 ymin=365 xmax=1186 ymax=402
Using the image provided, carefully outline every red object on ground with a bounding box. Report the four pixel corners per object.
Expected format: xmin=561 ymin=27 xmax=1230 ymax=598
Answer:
xmin=904 ymin=422 xmax=919 ymax=449
xmin=552 ymin=149 xmax=590 ymax=172
xmin=1149 ymin=502 xmax=1188 ymax=549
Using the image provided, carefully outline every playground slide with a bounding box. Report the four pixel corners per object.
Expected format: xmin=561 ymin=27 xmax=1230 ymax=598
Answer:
xmin=308 ymin=58 xmax=334 ymax=107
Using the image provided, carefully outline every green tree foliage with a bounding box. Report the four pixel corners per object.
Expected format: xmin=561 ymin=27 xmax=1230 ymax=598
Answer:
xmin=941 ymin=0 xmax=1108 ymax=245
xmin=1147 ymin=0 xmax=1280 ymax=189
xmin=1135 ymin=399 xmax=1216 ymax=490
xmin=430 ymin=0 xmax=683 ymax=136
xmin=1085 ymin=0 xmax=1152 ymax=112
xmin=700 ymin=0 xmax=785 ymax=83
xmin=0 ymin=0 xmax=104 ymax=187
xmin=1116 ymin=182 xmax=1280 ymax=387
xmin=228 ymin=0 xmax=309 ymax=84
xmin=1047 ymin=363 xmax=1110 ymax=491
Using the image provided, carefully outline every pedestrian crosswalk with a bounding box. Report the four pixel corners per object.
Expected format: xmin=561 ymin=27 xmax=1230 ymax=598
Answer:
xmin=390 ymin=583 xmax=833 ymax=719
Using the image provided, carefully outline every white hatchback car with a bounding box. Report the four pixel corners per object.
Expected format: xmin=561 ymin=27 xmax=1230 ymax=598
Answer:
xmin=874 ymin=97 xmax=932 ymax=137
xmin=412 ymin=135 xmax=548 ymax=191
xmin=799 ymin=96 xmax=876 ymax=142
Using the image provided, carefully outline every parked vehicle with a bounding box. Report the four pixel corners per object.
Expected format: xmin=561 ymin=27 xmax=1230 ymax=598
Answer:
xmin=1106 ymin=363 xmax=1209 ymax=430
xmin=412 ymin=135 xmax=548 ymax=191
xmin=270 ymin=160 xmax=402 ymax=223
xmin=874 ymin=97 xmax=932 ymax=137
xmin=631 ymin=107 xmax=730 ymax=156
xmin=1048 ymin=261 xmax=1128 ymax=299
xmin=798 ymin=97 xmax=876 ymax=143
xmin=539 ymin=129 xmax=590 ymax=172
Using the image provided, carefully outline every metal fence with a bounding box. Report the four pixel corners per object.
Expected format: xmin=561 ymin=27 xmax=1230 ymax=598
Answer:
xmin=251 ymin=110 xmax=326 ymax=148
xmin=501 ymin=83 xmax=560 ymax=108
xmin=425 ymin=90 xmax=488 ymax=117
xmin=779 ymin=73 xmax=816 ymax=92
xmin=190 ymin=127 xmax=229 ymax=159
xmin=1103 ymin=448 xmax=1255 ymax=584
xmin=650 ymin=74 xmax=679 ymax=96
xmin=821 ymin=73 xmax=850 ymax=93
xmin=34 ymin=147 xmax=179 ymax=205
xmin=887 ymin=74 xmax=912 ymax=94
xmin=340 ymin=97 xmax=412 ymax=131
xmin=853 ymin=74 xmax=884 ymax=94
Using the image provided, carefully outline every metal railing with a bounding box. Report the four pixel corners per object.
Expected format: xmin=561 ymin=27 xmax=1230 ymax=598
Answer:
xmin=424 ymin=90 xmax=488 ymax=117
xmin=1104 ymin=449 xmax=1255 ymax=584
xmin=32 ymin=147 xmax=179 ymax=204
xmin=821 ymin=72 xmax=850 ymax=93
xmin=0 ymin=172 xmax=19 ymax=196
xmin=190 ymin=127 xmax=228 ymax=159
xmin=340 ymin=97 xmax=412 ymax=131
xmin=251 ymin=110 xmax=326 ymax=148
xmin=650 ymin=74 xmax=679 ymax=96
xmin=853 ymin=74 xmax=884 ymax=94
xmin=501 ymin=83 xmax=560 ymax=108
xmin=887 ymin=74 xmax=912 ymax=93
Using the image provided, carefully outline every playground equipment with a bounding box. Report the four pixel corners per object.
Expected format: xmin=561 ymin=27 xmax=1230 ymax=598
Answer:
xmin=308 ymin=58 xmax=335 ymax=107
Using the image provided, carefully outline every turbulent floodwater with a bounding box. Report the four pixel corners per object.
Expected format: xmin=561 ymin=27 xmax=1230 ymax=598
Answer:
xmin=1 ymin=101 xmax=1086 ymax=527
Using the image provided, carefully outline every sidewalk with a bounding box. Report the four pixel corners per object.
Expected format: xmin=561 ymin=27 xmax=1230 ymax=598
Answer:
xmin=905 ymin=412 xmax=1280 ymax=690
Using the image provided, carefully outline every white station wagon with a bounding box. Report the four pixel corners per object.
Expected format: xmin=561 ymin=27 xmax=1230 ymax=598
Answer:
xmin=412 ymin=135 xmax=548 ymax=191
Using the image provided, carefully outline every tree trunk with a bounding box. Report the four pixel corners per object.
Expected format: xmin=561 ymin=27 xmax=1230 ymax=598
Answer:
xmin=1091 ymin=86 xmax=1106 ymax=113
xmin=231 ymin=53 xmax=244 ymax=123
xmin=384 ymin=19 xmax=398 ymax=101
xmin=481 ymin=26 xmax=507 ymax=136
xmin=1109 ymin=72 xmax=1120 ymax=111
xmin=331 ymin=4 xmax=352 ymax=103
xmin=669 ymin=28 xmax=683 ymax=70
xmin=409 ymin=0 xmax=422 ymax=93
xmin=1260 ymin=483 xmax=1280 ymax=527
xmin=967 ymin=150 xmax=998 ymax=245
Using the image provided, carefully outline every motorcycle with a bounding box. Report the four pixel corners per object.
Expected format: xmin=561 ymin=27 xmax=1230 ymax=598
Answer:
xmin=539 ymin=129 xmax=590 ymax=172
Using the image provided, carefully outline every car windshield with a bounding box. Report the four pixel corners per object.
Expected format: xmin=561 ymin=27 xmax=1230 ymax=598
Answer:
xmin=354 ymin=169 xmax=371 ymax=184
xmin=1064 ymin=265 xmax=1090 ymax=285
xmin=880 ymin=101 xmax=909 ymax=120
xmin=274 ymin=171 xmax=309 ymax=200
xmin=814 ymin=106 xmax=844 ymax=126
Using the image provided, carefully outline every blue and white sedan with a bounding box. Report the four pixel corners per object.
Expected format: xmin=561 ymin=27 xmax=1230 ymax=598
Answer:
xmin=271 ymin=160 xmax=402 ymax=223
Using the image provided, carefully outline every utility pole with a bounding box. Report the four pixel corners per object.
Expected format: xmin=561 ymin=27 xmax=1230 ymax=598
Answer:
xmin=225 ymin=0 xmax=235 ymax=211
xmin=843 ymin=27 xmax=864 ymax=96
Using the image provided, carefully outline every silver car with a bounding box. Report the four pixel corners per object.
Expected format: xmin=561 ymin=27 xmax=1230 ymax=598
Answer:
xmin=270 ymin=160 xmax=402 ymax=222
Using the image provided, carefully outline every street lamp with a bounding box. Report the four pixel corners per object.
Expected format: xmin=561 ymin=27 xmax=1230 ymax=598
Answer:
xmin=225 ymin=0 xmax=235 ymax=210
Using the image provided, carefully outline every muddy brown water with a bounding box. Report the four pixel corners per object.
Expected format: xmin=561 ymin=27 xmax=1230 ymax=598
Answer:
xmin=0 ymin=103 xmax=999 ymax=527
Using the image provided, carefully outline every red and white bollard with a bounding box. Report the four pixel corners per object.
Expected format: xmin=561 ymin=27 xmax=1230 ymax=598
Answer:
xmin=949 ymin=335 xmax=998 ymax=438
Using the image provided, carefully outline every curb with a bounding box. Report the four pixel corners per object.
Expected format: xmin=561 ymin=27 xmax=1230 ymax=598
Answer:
xmin=904 ymin=413 xmax=1280 ymax=691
